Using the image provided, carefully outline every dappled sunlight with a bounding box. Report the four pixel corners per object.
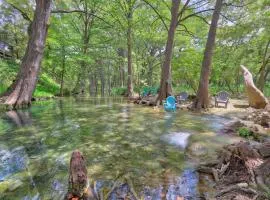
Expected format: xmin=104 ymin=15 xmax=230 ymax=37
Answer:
xmin=0 ymin=97 xmax=239 ymax=199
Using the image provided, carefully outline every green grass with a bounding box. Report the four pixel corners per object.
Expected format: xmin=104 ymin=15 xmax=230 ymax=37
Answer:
xmin=238 ymin=127 xmax=259 ymax=140
xmin=238 ymin=127 xmax=253 ymax=138
xmin=33 ymin=74 xmax=60 ymax=97
xmin=0 ymin=60 xmax=58 ymax=98
xmin=0 ymin=85 xmax=7 ymax=95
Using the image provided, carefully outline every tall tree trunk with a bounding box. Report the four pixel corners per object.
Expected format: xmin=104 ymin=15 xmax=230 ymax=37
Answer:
xmin=60 ymin=46 xmax=66 ymax=97
xmin=107 ymin=64 xmax=111 ymax=95
xmin=127 ymin=9 xmax=134 ymax=97
xmin=147 ymin=62 xmax=153 ymax=86
xmin=193 ymin=0 xmax=223 ymax=109
xmin=5 ymin=0 xmax=52 ymax=108
xmin=72 ymin=0 xmax=94 ymax=95
xmin=257 ymin=39 xmax=270 ymax=92
xmin=89 ymin=73 xmax=96 ymax=97
xmin=156 ymin=0 xmax=181 ymax=104
xmin=117 ymin=48 xmax=126 ymax=87
xmin=99 ymin=65 xmax=105 ymax=97
xmin=119 ymin=66 xmax=123 ymax=87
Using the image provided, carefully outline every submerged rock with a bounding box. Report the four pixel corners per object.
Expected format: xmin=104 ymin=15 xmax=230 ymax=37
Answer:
xmin=8 ymin=179 xmax=23 ymax=191
xmin=0 ymin=146 xmax=28 ymax=181
xmin=187 ymin=143 xmax=208 ymax=157
xmin=162 ymin=132 xmax=191 ymax=149
xmin=22 ymin=193 xmax=40 ymax=200
xmin=90 ymin=169 xmax=199 ymax=200
xmin=166 ymin=169 xmax=198 ymax=200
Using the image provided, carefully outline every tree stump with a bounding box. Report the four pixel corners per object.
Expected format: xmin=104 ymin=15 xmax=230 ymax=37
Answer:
xmin=66 ymin=150 xmax=95 ymax=200
xmin=241 ymin=65 xmax=269 ymax=109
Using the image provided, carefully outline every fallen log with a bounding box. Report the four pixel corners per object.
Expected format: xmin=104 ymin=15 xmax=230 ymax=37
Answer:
xmin=241 ymin=65 xmax=269 ymax=109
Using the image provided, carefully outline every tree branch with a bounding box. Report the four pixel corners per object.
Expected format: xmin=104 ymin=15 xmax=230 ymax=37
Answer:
xmin=7 ymin=2 xmax=32 ymax=22
xmin=223 ymin=2 xmax=253 ymax=8
xmin=51 ymin=10 xmax=113 ymax=28
xmin=51 ymin=9 xmax=85 ymax=14
xmin=188 ymin=0 xmax=207 ymax=8
xmin=141 ymin=0 xmax=169 ymax=31
xmin=178 ymin=24 xmax=195 ymax=37
xmin=178 ymin=0 xmax=191 ymax=19
xmin=179 ymin=8 xmax=214 ymax=24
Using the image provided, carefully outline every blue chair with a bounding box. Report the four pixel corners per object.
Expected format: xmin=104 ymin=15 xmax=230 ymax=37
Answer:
xmin=164 ymin=96 xmax=177 ymax=111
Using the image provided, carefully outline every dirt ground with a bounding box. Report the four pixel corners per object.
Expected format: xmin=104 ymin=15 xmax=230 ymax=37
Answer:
xmin=208 ymin=98 xmax=250 ymax=119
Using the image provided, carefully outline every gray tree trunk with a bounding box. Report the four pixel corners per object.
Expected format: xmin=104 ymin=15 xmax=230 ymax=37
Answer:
xmin=5 ymin=0 xmax=52 ymax=108
xmin=127 ymin=6 xmax=134 ymax=97
xmin=193 ymin=0 xmax=223 ymax=109
xmin=156 ymin=0 xmax=181 ymax=104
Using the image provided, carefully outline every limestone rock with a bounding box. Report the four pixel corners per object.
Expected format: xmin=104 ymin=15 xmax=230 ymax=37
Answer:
xmin=241 ymin=65 xmax=269 ymax=109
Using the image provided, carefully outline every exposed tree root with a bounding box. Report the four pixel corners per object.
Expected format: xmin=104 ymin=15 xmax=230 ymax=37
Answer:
xmin=198 ymin=141 xmax=270 ymax=199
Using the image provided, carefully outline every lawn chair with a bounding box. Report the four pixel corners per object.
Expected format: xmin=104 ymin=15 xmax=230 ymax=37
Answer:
xmin=164 ymin=96 xmax=177 ymax=112
xmin=215 ymin=91 xmax=230 ymax=108
xmin=176 ymin=92 xmax=189 ymax=104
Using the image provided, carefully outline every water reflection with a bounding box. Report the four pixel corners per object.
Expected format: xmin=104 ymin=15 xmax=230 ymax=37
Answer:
xmin=0 ymin=97 xmax=238 ymax=199
xmin=5 ymin=110 xmax=32 ymax=127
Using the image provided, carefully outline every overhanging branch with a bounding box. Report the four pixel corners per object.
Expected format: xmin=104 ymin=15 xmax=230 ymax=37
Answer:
xmin=178 ymin=8 xmax=214 ymax=25
xmin=141 ymin=0 xmax=169 ymax=31
xmin=7 ymin=2 xmax=32 ymax=22
xmin=51 ymin=10 xmax=113 ymax=28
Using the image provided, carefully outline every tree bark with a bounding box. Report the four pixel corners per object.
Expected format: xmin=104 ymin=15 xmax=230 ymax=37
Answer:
xmin=60 ymin=47 xmax=66 ymax=97
xmin=156 ymin=0 xmax=181 ymax=104
xmin=117 ymin=48 xmax=126 ymax=87
xmin=98 ymin=62 xmax=105 ymax=97
xmin=241 ymin=65 xmax=269 ymax=109
xmin=193 ymin=0 xmax=223 ymax=109
xmin=257 ymin=39 xmax=270 ymax=92
xmin=72 ymin=0 xmax=94 ymax=95
xmin=107 ymin=65 xmax=111 ymax=96
xmin=66 ymin=150 xmax=96 ymax=200
xmin=127 ymin=4 xmax=134 ymax=98
xmin=89 ymin=72 xmax=96 ymax=97
xmin=4 ymin=0 xmax=52 ymax=108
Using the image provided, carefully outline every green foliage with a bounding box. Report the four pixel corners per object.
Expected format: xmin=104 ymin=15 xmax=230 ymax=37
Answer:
xmin=34 ymin=74 xmax=60 ymax=97
xmin=0 ymin=60 xmax=59 ymax=97
xmin=0 ymin=85 xmax=7 ymax=95
xmin=0 ymin=60 xmax=18 ymax=87
xmin=238 ymin=127 xmax=254 ymax=139
xmin=1 ymin=0 xmax=270 ymax=99
xmin=111 ymin=87 xmax=127 ymax=96
xmin=141 ymin=86 xmax=159 ymax=96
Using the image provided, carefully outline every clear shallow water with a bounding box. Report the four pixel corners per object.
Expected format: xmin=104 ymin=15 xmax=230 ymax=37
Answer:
xmin=0 ymin=97 xmax=241 ymax=199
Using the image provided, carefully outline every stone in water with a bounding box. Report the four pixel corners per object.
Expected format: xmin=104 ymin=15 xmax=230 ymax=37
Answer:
xmin=163 ymin=132 xmax=191 ymax=149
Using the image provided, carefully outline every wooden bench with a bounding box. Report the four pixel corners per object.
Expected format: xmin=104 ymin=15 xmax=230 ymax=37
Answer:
xmin=215 ymin=91 xmax=229 ymax=108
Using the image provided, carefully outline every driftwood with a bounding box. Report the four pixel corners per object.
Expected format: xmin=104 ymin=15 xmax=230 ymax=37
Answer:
xmin=66 ymin=150 xmax=96 ymax=200
xmin=241 ymin=65 xmax=269 ymax=109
